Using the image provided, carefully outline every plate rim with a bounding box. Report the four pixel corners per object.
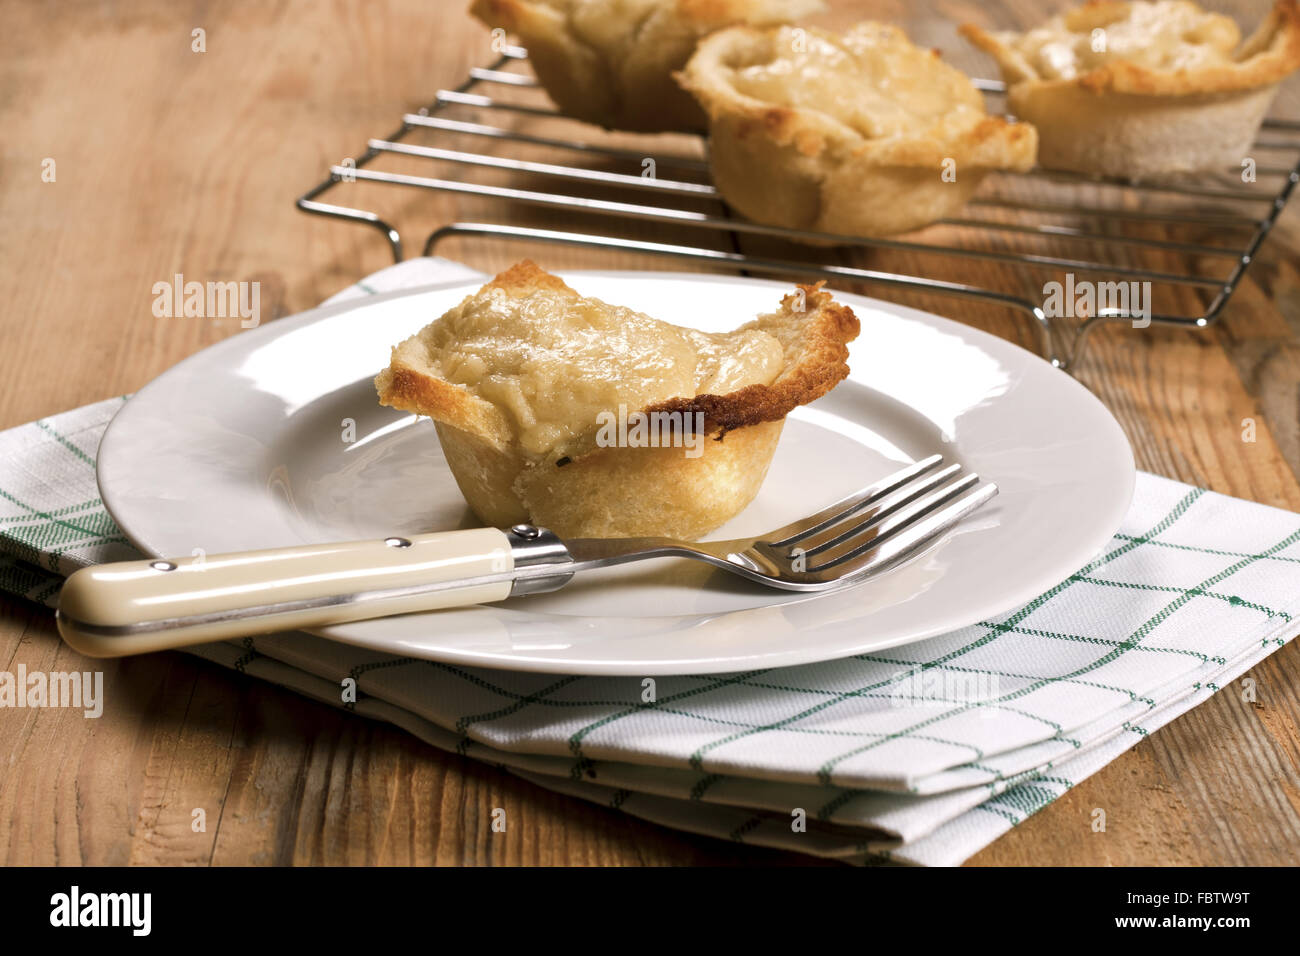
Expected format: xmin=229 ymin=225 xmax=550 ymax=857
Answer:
xmin=97 ymin=269 xmax=1136 ymax=674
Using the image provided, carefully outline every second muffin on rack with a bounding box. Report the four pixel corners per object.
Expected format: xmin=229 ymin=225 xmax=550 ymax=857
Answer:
xmin=676 ymin=21 xmax=1038 ymax=238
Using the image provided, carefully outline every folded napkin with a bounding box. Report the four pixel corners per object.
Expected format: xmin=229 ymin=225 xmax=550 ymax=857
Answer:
xmin=3 ymin=257 xmax=1298 ymax=866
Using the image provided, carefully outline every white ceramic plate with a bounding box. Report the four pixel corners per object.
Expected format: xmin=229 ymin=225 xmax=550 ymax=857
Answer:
xmin=97 ymin=272 xmax=1134 ymax=675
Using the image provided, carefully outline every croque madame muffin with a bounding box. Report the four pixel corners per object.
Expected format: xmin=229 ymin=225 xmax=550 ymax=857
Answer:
xmin=676 ymin=21 xmax=1038 ymax=238
xmin=961 ymin=0 xmax=1300 ymax=177
xmin=375 ymin=261 xmax=859 ymax=539
xmin=468 ymin=0 xmax=825 ymax=132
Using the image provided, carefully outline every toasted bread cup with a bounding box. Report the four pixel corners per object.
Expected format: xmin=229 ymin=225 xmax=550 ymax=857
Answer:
xmin=467 ymin=0 xmax=825 ymax=133
xmin=961 ymin=0 xmax=1300 ymax=178
xmin=375 ymin=261 xmax=860 ymax=540
xmin=677 ymin=22 xmax=1038 ymax=239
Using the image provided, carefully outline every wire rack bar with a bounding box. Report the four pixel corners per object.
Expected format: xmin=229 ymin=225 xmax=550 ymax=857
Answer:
xmin=331 ymin=163 xmax=1234 ymax=287
xmin=296 ymin=50 xmax=1300 ymax=371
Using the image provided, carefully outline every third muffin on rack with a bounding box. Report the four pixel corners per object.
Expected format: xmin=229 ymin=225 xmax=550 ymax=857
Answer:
xmin=676 ymin=21 xmax=1038 ymax=239
xmin=960 ymin=0 xmax=1300 ymax=178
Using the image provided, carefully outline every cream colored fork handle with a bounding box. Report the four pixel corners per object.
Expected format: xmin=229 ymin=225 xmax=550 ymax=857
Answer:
xmin=56 ymin=528 xmax=514 ymax=658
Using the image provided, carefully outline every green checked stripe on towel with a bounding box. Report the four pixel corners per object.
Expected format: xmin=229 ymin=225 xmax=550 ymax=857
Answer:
xmin=2 ymin=257 xmax=1299 ymax=867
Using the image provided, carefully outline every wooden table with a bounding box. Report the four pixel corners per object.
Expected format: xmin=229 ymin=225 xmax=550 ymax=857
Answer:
xmin=3 ymin=0 xmax=1299 ymax=866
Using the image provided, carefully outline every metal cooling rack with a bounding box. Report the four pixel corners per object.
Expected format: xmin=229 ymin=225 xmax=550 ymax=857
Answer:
xmin=297 ymin=47 xmax=1300 ymax=370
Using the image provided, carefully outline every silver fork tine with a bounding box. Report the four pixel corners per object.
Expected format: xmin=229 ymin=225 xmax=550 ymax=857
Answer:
xmin=808 ymin=478 xmax=998 ymax=576
xmin=799 ymin=462 xmax=964 ymax=558
xmin=808 ymin=472 xmax=979 ymax=568
xmin=565 ymin=455 xmax=996 ymax=594
xmin=767 ymin=454 xmax=945 ymax=548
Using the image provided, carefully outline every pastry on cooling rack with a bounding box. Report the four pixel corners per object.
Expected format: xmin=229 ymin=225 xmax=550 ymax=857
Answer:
xmin=961 ymin=0 xmax=1300 ymax=178
xmin=676 ymin=22 xmax=1038 ymax=238
xmin=467 ymin=0 xmax=825 ymax=133
xmin=375 ymin=260 xmax=859 ymax=539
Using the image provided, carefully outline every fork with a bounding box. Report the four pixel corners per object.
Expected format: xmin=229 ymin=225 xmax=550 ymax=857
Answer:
xmin=56 ymin=455 xmax=995 ymax=658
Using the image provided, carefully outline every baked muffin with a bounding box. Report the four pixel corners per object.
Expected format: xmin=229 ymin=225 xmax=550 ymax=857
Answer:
xmin=961 ymin=0 xmax=1300 ymax=177
xmin=676 ymin=22 xmax=1038 ymax=238
xmin=468 ymin=0 xmax=825 ymax=132
xmin=375 ymin=261 xmax=859 ymax=539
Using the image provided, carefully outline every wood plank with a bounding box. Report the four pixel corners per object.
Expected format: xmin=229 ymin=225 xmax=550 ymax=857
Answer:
xmin=1 ymin=0 xmax=1298 ymax=867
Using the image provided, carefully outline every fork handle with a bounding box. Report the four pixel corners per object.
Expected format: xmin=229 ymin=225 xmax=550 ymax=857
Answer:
xmin=56 ymin=528 xmax=521 ymax=658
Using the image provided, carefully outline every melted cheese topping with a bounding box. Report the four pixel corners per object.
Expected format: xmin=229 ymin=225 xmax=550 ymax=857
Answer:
xmin=1004 ymin=1 xmax=1241 ymax=80
xmin=728 ymin=23 xmax=987 ymax=139
xmin=425 ymin=287 xmax=784 ymax=457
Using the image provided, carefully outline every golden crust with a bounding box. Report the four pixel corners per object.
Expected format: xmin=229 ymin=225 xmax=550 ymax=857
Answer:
xmin=376 ymin=260 xmax=859 ymax=452
xmin=482 ymin=257 xmax=575 ymax=296
xmin=677 ymin=23 xmax=1038 ymax=171
xmin=960 ymin=0 xmax=1300 ymax=176
xmin=374 ymin=260 xmax=860 ymax=538
xmin=374 ymin=260 xmax=580 ymax=451
xmin=514 ymin=419 xmax=785 ymax=538
xmin=960 ymin=0 xmax=1300 ymax=97
xmin=676 ymin=22 xmax=1035 ymax=236
xmin=645 ymin=283 xmax=858 ymax=437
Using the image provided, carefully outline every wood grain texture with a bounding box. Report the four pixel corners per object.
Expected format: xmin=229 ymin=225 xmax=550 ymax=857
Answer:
xmin=1 ymin=0 xmax=1298 ymax=866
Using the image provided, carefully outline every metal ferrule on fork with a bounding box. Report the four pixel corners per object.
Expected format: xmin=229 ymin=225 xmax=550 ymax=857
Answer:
xmin=504 ymin=523 xmax=577 ymax=595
